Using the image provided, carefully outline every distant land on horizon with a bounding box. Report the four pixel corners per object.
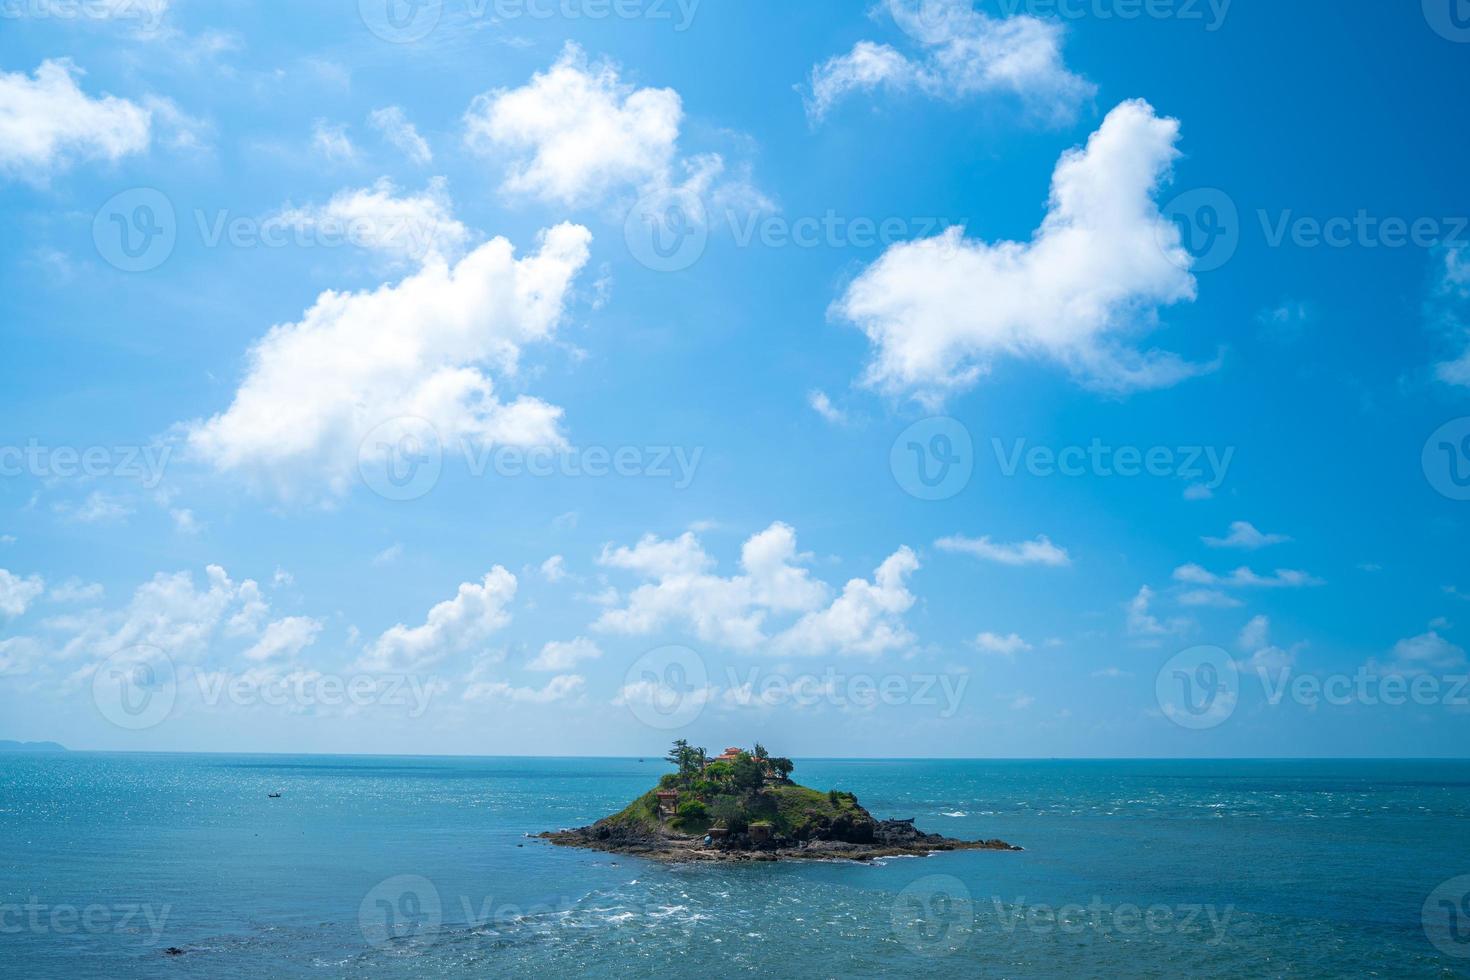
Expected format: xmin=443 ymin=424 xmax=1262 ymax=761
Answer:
xmin=0 ymin=740 xmax=68 ymax=753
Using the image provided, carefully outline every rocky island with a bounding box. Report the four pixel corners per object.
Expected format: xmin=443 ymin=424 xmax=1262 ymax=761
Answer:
xmin=539 ymin=741 xmax=1020 ymax=863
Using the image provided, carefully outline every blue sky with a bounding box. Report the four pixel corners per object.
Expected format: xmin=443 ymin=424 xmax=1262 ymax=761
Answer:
xmin=2 ymin=0 xmax=1469 ymax=757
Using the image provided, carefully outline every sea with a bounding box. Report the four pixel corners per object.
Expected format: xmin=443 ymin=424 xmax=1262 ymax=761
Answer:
xmin=2 ymin=754 xmax=1468 ymax=978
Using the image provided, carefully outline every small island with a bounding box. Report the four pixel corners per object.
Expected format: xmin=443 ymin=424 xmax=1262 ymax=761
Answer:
xmin=540 ymin=741 xmax=1021 ymax=863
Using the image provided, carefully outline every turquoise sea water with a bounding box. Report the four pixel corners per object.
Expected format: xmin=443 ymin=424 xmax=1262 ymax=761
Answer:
xmin=3 ymin=754 xmax=1469 ymax=977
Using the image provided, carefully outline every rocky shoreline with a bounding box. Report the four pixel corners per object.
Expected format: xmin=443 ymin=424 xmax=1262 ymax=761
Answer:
xmin=538 ymin=817 xmax=1021 ymax=863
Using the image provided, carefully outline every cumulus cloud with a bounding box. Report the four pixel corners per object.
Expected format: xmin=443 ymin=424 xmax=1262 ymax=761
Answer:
xmin=833 ymin=99 xmax=1210 ymax=403
xmin=464 ymin=42 xmax=681 ymax=207
xmin=464 ymin=673 xmax=585 ymax=703
xmin=463 ymin=42 xmax=763 ymax=223
xmin=51 ymin=565 xmax=263 ymax=667
xmin=594 ymin=522 xmax=919 ymax=656
xmin=539 ymin=555 xmax=568 ymax=582
xmin=0 ymin=59 xmax=151 ymax=181
xmin=1366 ymin=630 xmax=1468 ymax=678
xmin=1203 ymin=521 xmax=1291 ymax=550
xmin=527 ymin=636 xmax=601 ymax=671
xmin=806 ymin=0 xmax=1093 ymax=124
xmin=0 ymin=569 xmax=45 ymax=618
xmin=368 ymin=105 xmax=432 ymax=164
xmin=360 ymin=567 xmax=516 ymax=673
xmin=771 ymin=547 xmax=919 ymax=657
xmin=1126 ymin=585 xmax=1191 ymax=640
xmin=311 ymin=119 xmax=356 ymax=162
xmin=272 ymin=177 xmax=470 ymax=264
xmin=186 ymin=221 xmax=591 ymax=500
xmin=935 ymin=533 xmax=1069 ymax=567
xmin=243 ymin=616 xmax=323 ymax=662
xmin=1237 ymin=615 xmax=1299 ymax=674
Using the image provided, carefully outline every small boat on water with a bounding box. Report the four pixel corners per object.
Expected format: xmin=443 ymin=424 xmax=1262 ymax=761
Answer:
xmin=268 ymin=792 xmax=282 ymax=799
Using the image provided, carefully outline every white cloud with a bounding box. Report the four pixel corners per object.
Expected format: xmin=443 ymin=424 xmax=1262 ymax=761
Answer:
xmin=186 ymin=221 xmax=591 ymax=500
xmin=833 ymin=99 xmax=1209 ymax=403
xmin=463 ymin=42 xmax=762 ymax=222
xmin=243 ymin=616 xmax=322 ymax=662
xmin=49 ymin=579 xmax=103 ymax=604
xmin=57 ymin=565 xmax=259 ymax=663
xmin=772 ymin=547 xmax=919 ymax=657
xmin=272 ymin=177 xmax=470 ymax=264
xmin=594 ymin=522 xmax=919 ymax=656
xmin=614 ymin=676 xmax=716 ymax=712
xmin=1177 ymin=588 xmax=1242 ymax=609
xmin=1237 ymin=615 xmax=1298 ymax=674
xmin=807 ymin=0 xmax=1093 ymax=124
xmin=539 ymin=555 xmax=567 ymax=582
xmin=0 ymin=569 xmax=45 ymax=618
xmin=360 ymin=567 xmax=516 ymax=673
xmin=368 ymin=105 xmax=432 ymax=165
xmin=311 ymin=119 xmax=356 ymax=162
xmin=1237 ymin=614 xmax=1270 ymax=652
xmin=56 ymin=491 xmax=132 ymax=524
xmin=1381 ymin=631 xmax=1466 ymax=675
xmin=372 ymin=544 xmax=404 ymax=566
xmin=0 ymin=59 xmax=151 ymax=181
xmin=1183 ymin=483 xmax=1214 ymax=501
xmin=528 ymin=636 xmax=601 ymax=671
xmin=465 ymin=42 xmax=681 ymax=208
xmin=594 ymin=523 xmax=828 ymax=647
xmin=808 ymin=389 xmax=847 ymax=425
xmin=171 ymin=508 xmax=203 ymax=535
xmin=1126 ymin=585 xmax=1191 ymax=640
xmin=975 ymin=631 xmax=1031 ymax=657
xmin=1172 ymin=564 xmax=1323 ymax=589
xmin=935 ymin=533 xmax=1069 ymax=567
xmin=464 ymin=673 xmax=585 ymax=703
xmin=1428 ymin=246 xmax=1470 ymax=386
xmin=1203 ymin=521 xmax=1291 ymax=550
